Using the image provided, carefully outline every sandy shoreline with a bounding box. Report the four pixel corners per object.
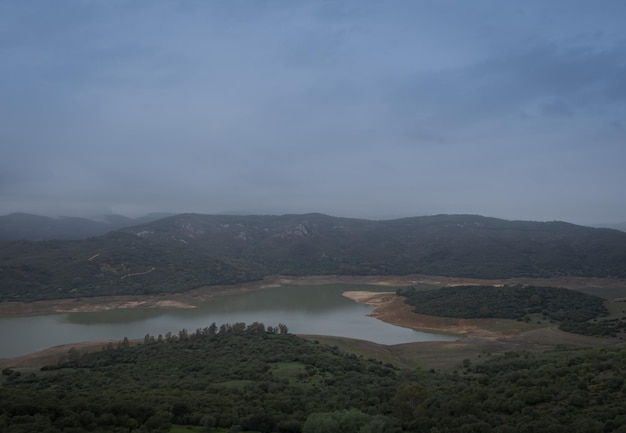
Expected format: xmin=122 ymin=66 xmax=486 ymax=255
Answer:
xmin=342 ymin=290 xmax=500 ymax=338
xmin=0 ymin=275 xmax=412 ymax=317
xmin=2 ymin=274 xmax=625 ymax=369
xmin=4 ymin=273 xmax=624 ymax=318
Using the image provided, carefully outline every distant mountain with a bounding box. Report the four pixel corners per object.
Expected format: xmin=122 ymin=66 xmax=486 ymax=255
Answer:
xmin=0 ymin=212 xmax=176 ymax=241
xmin=605 ymin=222 xmax=626 ymax=232
xmin=2 ymin=213 xmax=626 ymax=302
xmin=121 ymin=213 xmax=626 ymax=278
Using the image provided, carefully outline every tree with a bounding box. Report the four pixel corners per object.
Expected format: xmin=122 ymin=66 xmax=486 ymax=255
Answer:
xmin=247 ymin=322 xmax=266 ymax=335
xmin=208 ymin=322 xmax=218 ymax=336
xmin=145 ymin=411 xmax=173 ymax=432
xmin=360 ymin=416 xmax=396 ymax=433
xmin=336 ymin=409 xmax=371 ymax=433
xmin=392 ymin=383 xmax=429 ymax=422
xmin=232 ymin=322 xmax=246 ymax=334
xmin=241 ymin=413 xmax=277 ymax=433
xmin=201 ymin=414 xmax=216 ymax=431
xmin=278 ymin=323 xmax=289 ymax=334
xmin=303 ymin=413 xmax=340 ymax=433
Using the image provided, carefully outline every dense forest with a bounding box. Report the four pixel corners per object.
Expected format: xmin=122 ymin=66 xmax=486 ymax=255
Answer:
xmin=0 ymin=231 xmax=262 ymax=301
xmin=2 ymin=213 xmax=626 ymax=302
xmin=397 ymin=285 xmax=626 ymax=337
xmin=1 ymin=324 xmax=625 ymax=432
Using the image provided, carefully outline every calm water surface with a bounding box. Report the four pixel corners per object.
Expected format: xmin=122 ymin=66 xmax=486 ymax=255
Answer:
xmin=0 ymin=284 xmax=457 ymax=358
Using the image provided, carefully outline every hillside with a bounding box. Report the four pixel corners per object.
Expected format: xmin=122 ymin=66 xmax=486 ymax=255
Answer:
xmin=0 ymin=231 xmax=262 ymax=301
xmin=2 ymin=325 xmax=626 ymax=432
xmin=121 ymin=213 xmax=626 ymax=276
xmin=2 ymin=213 xmax=626 ymax=302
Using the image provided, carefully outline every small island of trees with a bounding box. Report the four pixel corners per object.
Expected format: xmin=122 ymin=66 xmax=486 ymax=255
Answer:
xmin=396 ymin=284 xmax=626 ymax=337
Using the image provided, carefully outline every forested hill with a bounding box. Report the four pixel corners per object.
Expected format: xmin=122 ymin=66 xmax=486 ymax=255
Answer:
xmin=120 ymin=212 xmax=626 ymax=278
xmin=2 ymin=213 xmax=626 ymax=301
xmin=2 ymin=325 xmax=626 ymax=432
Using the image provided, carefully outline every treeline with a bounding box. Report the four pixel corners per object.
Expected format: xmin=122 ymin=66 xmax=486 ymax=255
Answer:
xmin=397 ymin=285 xmax=610 ymax=334
xmin=2 ymin=324 xmax=626 ymax=432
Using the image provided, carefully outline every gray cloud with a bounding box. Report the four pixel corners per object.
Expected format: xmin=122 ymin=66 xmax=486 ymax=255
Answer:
xmin=1 ymin=1 xmax=625 ymax=224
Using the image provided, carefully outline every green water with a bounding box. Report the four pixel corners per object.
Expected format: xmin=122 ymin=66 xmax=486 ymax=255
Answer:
xmin=0 ymin=284 xmax=456 ymax=358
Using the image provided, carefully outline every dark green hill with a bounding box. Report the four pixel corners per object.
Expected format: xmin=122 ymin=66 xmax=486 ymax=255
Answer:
xmin=0 ymin=231 xmax=262 ymax=301
xmin=399 ymin=284 xmax=607 ymax=320
xmin=122 ymin=213 xmax=626 ymax=277
xmin=2 ymin=213 xmax=626 ymax=301
xmin=2 ymin=325 xmax=626 ymax=432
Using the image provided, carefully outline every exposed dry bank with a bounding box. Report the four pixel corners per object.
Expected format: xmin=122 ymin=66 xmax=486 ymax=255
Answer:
xmin=2 ymin=274 xmax=625 ymax=370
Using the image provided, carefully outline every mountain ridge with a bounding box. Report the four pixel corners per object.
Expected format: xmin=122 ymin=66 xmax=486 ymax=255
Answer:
xmin=2 ymin=213 xmax=626 ymax=302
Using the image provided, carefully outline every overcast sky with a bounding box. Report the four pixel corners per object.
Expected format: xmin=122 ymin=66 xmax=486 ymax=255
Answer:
xmin=1 ymin=1 xmax=625 ymax=225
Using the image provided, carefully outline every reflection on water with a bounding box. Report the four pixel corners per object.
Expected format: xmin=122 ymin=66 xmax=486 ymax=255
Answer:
xmin=0 ymin=284 xmax=457 ymax=358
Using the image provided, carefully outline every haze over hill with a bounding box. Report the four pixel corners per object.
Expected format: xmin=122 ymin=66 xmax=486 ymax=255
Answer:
xmin=0 ymin=213 xmax=175 ymax=241
xmin=1 ymin=211 xmax=624 ymax=242
xmin=2 ymin=2 xmax=626 ymax=227
xmin=2 ymin=213 xmax=626 ymax=302
xmin=605 ymin=221 xmax=626 ymax=232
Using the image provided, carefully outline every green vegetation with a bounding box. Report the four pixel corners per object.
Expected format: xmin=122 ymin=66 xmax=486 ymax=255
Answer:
xmin=560 ymin=315 xmax=626 ymax=337
xmin=398 ymin=285 xmax=608 ymax=322
xmin=0 ymin=232 xmax=263 ymax=301
xmin=1 ymin=323 xmax=626 ymax=432
xmin=417 ymin=347 xmax=626 ymax=433
xmin=1 ymin=323 xmax=402 ymax=433
xmin=398 ymin=285 xmax=619 ymax=336
xmin=3 ymin=213 xmax=626 ymax=302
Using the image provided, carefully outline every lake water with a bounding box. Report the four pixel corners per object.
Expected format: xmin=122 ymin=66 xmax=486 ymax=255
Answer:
xmin=0 ymin=284 xmax=457 ymax=358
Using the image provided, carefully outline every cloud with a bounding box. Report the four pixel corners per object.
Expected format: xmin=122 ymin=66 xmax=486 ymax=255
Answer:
xmin=1 ymin=1 xmax=625 ymax=224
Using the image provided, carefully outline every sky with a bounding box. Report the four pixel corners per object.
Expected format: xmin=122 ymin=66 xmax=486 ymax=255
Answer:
xmin=1 ymin=1 xmax=625 ymax=225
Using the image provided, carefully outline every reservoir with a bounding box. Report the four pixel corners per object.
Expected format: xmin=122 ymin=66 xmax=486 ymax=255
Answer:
xmin=0 ymin=284 xmax=457 ymax=359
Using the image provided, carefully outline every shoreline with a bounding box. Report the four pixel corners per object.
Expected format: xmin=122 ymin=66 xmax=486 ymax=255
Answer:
xmin=0 ymin=275 xmax=412 ymax=317
xmin=3 ymin=273 xmax=624 ymax=318
xmin=2 ymin=274 xmax=625 ymax=369
xmin=342 ymin=290 xmax=519 ymax=339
